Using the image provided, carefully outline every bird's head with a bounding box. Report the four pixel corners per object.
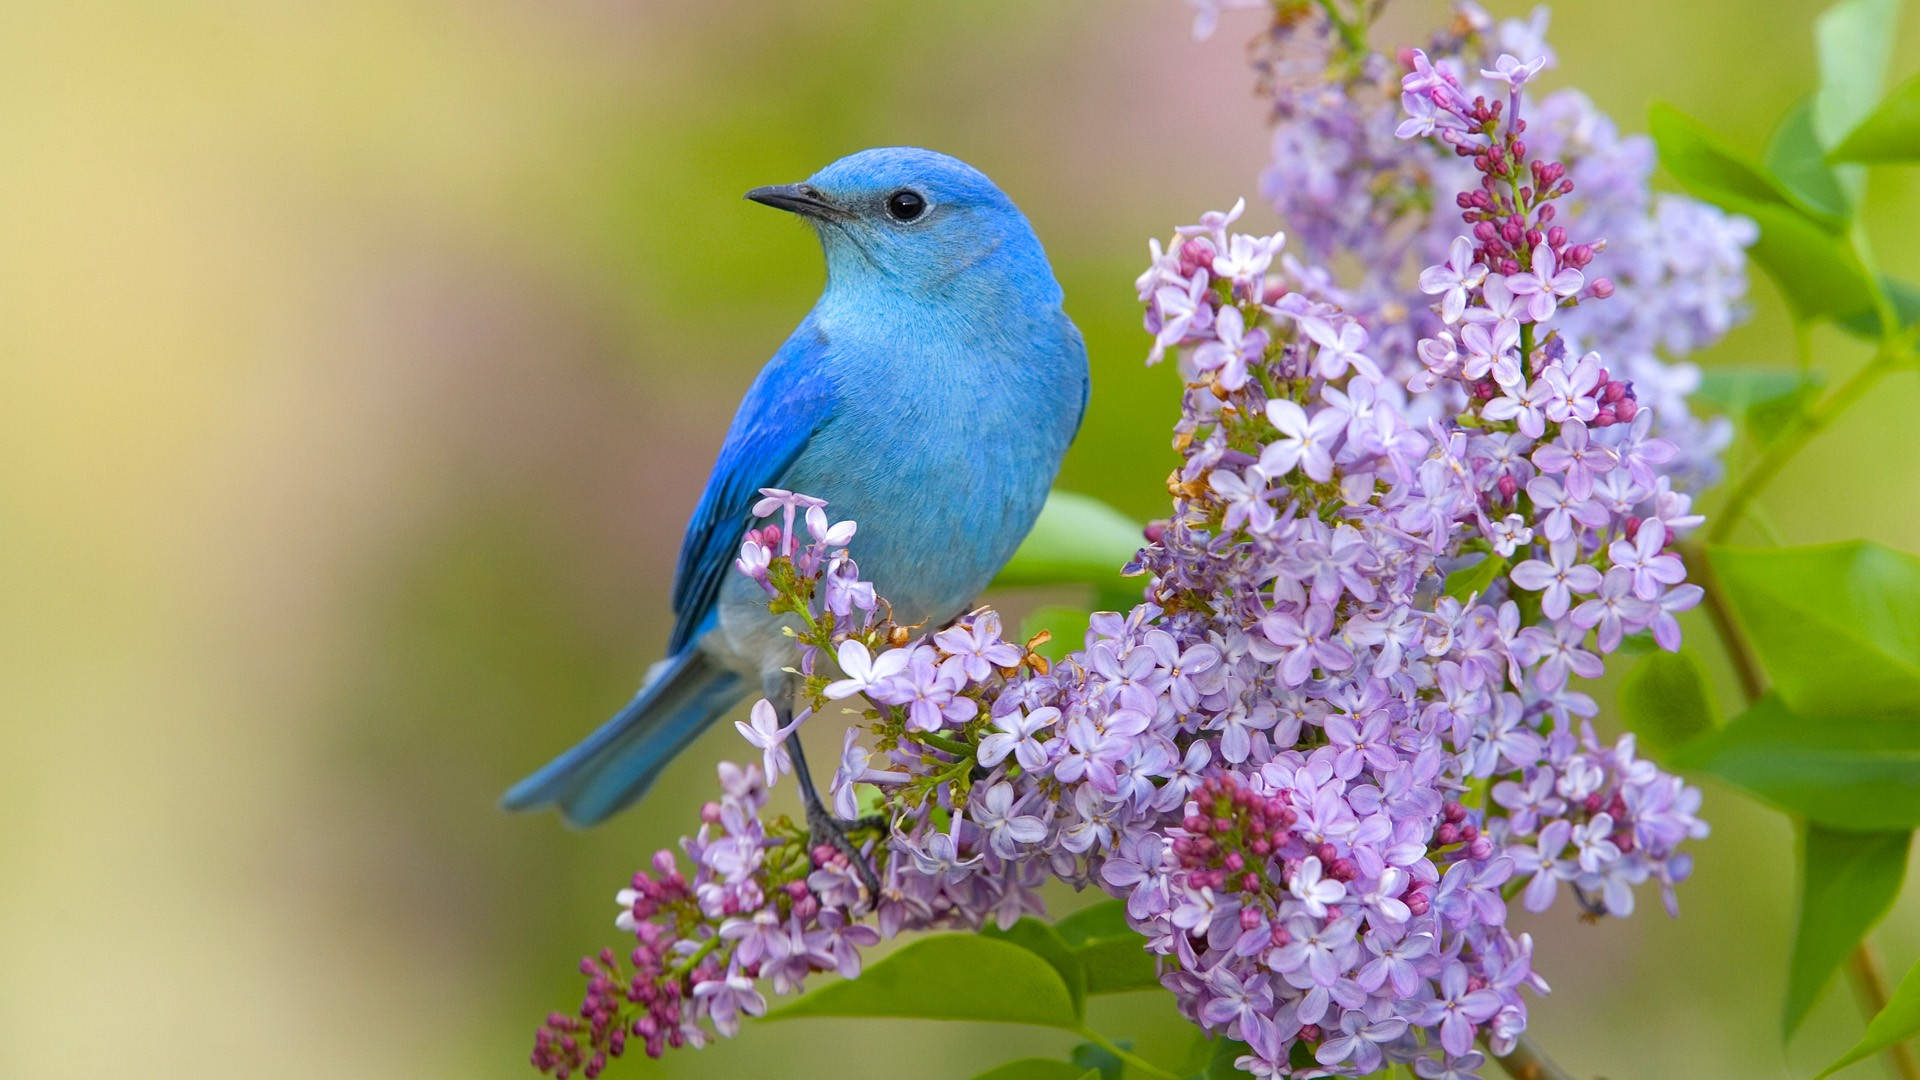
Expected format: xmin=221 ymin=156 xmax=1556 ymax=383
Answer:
xmin=746 ymin=147 xmax=1058 ymax=307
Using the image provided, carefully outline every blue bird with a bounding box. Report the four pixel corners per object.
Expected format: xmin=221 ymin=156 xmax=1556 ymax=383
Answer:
xmin=504 ymin=147 xmax=1089 ymax=876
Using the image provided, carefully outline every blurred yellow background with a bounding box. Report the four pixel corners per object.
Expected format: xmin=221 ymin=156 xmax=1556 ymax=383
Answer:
xmin=7 ymin=1 xmax=1920 ymax=1077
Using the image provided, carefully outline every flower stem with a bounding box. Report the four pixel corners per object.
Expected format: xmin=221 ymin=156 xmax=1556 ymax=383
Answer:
xmin=1075 ymin=1027 xmax=1178 ymax=1080
xmin=667 ymin=935 xmax=720 ymax=980
xmin=1705 ymin=347 xmax=1899 ymax=544
xmin=1848 ymin=945 xmax=1920 ymax=1080
xmin=1677 ymin=541 xmax=1763 ymax=703
xmin=1693 ymin=470 xmax=1920 ymax=1080
xmin=1488 ymin=1032 xmax=1577 ymax=1080
xmin=1311 ymin=0 xmax=1366 ymax=54
xmin=916 ymin=731 xmax=973 ymax=757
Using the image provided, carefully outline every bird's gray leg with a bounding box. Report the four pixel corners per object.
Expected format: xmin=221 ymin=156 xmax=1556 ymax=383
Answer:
xmin=779 ymin=697 xmax=883 ymax=904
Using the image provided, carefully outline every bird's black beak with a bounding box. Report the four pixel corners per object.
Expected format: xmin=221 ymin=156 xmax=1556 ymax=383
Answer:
xmin=745 ymin=183 xmax=841 ymax=220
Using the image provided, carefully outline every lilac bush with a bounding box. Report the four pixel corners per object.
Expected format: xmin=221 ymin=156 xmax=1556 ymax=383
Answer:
xmin=528 ymin=4 xmax=1763 ymax=1078
xmin=1240 ymin=1 xmax=1752 ymax=491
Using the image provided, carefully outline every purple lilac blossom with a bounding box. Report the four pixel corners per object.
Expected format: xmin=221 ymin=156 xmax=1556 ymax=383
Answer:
xmin=1223 ymin=1 xmax=1750 ymax=492
xmin=531 ymin=5 xmax=1716 ymax=1078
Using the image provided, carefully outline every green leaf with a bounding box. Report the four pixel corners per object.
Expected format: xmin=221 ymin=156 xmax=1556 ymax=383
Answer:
xmin=1047 ymin=899 xmax=1161 ymax=996
xmin=1693 ymin=367 xmax=1817 ymax=411
xmin=1652 ymin=103 xmax=1873 ymax=319
xmin=1179 ymin=1029 xmax=1218 ymax=1076
xmin=971 ymin=1062 xmax=1095 ymax=1080
xmin=1070 ymin=1041 xmax=1123 ymax=1080
xmin=1769 ymin=98 xmax=1853 ymax=219
xmin=766 ymin=934 xmax=1081 ymax=1029
xmin=1079 ymin=1072 xmax=1101 ymax=1080
xmin=1077 ymin=936 xmax=1162 ymax=996
xmin=1197 ymin=1037 xmax=1254 ymax=1079
xmin=1838 ymin=275 xmax=1920 ymax=337
xmin=1054 ymin=899 xmax=1132 ymax=946
xmin=1669 ymin=692 xmax=1920 ymax=828
xmin=1820 ymin=956 xmax=1920 ymax=1076
xmin=1692 ymin=367 xmax=1824 ymax=446
xmin=1813 ymin=0 xmax=1903 ymax=150
xmin=1652 ymin=103 xmax=1805 ymax=211
xmin=1708 ymin=542 xmax=1920 ymax=713
xmin=1618 ymin=651 xmax=1719 ymax=757
xmin=1831 ymin=72 xmax=1920 ymax=163
xmin=983 ymin=917 xmax=1088 ymax=1018
xmin=1443 ymin=553 xmax=1507 ymax=602
xmin=1742 ymin=200 xmax=1878 ymax=320
xmin=1021 ymin=604 xmax=1093 ymax=664
xmin=1785 ymin=825 xmax=1912 ymax=1037
xmin=1812 ymin=0 xmax=1901 ymax=204
xmin=996 ymin=491 xmax=1145 ymax=605
xmin=1615 ymin=630 xmax=1659 ymax=654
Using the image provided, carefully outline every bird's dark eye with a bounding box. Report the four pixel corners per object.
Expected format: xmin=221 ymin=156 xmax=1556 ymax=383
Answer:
xmin=885 ymin=190 xmax=927 ymax=222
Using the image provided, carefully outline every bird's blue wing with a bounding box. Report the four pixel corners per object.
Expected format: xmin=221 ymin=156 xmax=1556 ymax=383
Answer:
xmin=666 ymin=323 xmax=836 ymax=655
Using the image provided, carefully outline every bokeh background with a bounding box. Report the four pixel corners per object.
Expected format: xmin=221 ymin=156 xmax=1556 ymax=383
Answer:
xmin=8 ymin=1 xmax=1920 ymax=1077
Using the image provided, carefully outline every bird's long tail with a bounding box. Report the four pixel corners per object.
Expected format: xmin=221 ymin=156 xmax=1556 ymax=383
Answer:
xmin=501 ymin=648 xmax=745 ymax=826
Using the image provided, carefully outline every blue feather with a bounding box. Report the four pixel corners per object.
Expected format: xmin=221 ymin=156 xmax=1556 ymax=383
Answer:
xmin=666 ymin=323 xmax=835 ymax=655
xmin=501 ymin=644 xmax=744 ymax=825
xmin=506 ymin=147 xmax=1089 ymax=825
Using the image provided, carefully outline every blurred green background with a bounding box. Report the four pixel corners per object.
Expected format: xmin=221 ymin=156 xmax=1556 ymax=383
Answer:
xmin=7 ymin=1 xmax=1920 ymax=1077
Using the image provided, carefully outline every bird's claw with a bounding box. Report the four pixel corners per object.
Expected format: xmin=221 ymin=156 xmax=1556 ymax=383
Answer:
xmin=806 ymin=800 xmax=883 ymax=906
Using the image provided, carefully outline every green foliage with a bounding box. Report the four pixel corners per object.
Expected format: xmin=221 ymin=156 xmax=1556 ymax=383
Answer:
xmin=1617 ymin=650 xmax=1718 ymax=757
xmin=970 ymin=1060 xmax=1095 ymax=1080
xmin=1057 ymin=900 xmax=1161 ymax=995
xmin=1707 ymin=542 xmax=1920 ymax=713
xmin=790 ymin=912 xmax=1171 ymax=1078
xmin=1837 ymin=275 xmax=1920 ymax=337
xmin=1070 ymin=1040 xmax=1124 ymax=1080
xmin=1784 ymin=825 xmax=1912 ymax=1037
xmin=1768 ymin=98 xmax=1853 ymax=219
xmin=1812 ymin=0 xmax=1902 ymax=199
xmin=1651 ymin=103 xmax=1812 ymax=213
xmin=1055 ymin=899 xmax=1134 ymax=945
xmin=997 ymin=490 xmax=1146 ymax=608
xmin=765 ymin=934 xmax=1082 ymax=1028
xmin=1813 ymin=0 xmax=1903 ymax=143
xmin=1692 ymin=367 xmax=1824 ymax=446
xmin=1190 ymin=1035 xmax=1254 ymax=1079
xmin=1442 ymin=553 xmax=1506 ymax=602
xmin=1652 ymin=103 xmax=1875 ymax=320
xmin=1727 ymin=200 xmax=1875 ymax=321
xmin=1830 ymin=72 xmax=1920 ymax=162
xmin=1820 ymin=957 xmax=1920 ymax=1076
xmin=1671 ymin=693 xmax=1920 ymax=829
xmin=1077 ymin=935 xmax=1162 ymax=996
xmin=1023 ymin=603 xmax=1095 ymax=663
xmin=985 ymin=917 xmax=1089 ymax=1016
xmin=783 ymin=907 xmax=1161 ymax=1048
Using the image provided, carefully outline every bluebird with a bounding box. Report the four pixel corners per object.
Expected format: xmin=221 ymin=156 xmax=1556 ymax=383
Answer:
xmin=504 ymin=147 xmax=1089 ymax=888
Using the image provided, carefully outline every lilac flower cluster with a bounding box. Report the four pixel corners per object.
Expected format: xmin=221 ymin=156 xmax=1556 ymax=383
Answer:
xmin=1115 ymin=18 xmax=1711 ymax=1073
xmin=1222 ymin=1 xmax=1751 ymax=491
xmin=532 ymin=505 xmax=1065 ymax=1079
xmin=531 ymin=6 xmax=1716 ymax=1078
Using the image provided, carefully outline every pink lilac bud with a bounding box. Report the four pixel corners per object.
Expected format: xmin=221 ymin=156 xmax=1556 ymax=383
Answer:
xmin=1178 ymin=238 xmax=1214 ymax=277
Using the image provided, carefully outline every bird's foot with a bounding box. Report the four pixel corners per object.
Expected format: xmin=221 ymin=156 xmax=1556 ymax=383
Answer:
xmin=805 ymin=799 xmax=883 ymax=906
xmin=783 ymin=721 xmax=884 ymax=907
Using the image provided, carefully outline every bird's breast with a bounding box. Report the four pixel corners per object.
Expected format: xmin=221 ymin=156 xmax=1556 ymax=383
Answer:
xmin=810 ymin=326 xmax=1080 ymax=600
